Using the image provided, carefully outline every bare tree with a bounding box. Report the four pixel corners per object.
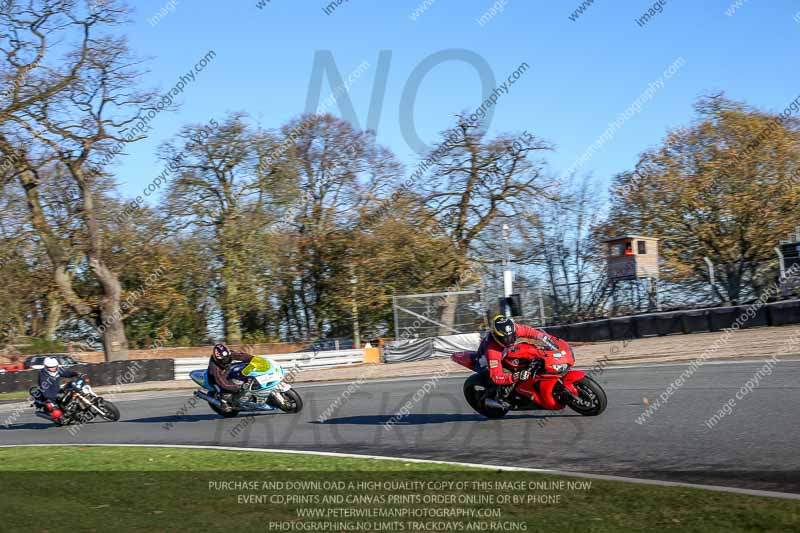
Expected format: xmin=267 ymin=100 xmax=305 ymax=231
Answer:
xmin=419 ymin=118 xmax=555 ymax=283
xmin=417 ymin=117 xmax=555 ymax=331
xmin=516 ymin=176 xmax=604 ymax=322
xmin=0 ymin=1 xmax=160 ymax=359
xmin=160 ymin=114 xmax=266 ymax=344
xmin=274 ymin=113 xmax=400 ymax=337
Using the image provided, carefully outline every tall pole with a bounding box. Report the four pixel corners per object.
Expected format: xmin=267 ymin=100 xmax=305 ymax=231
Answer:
xmin=502 ymin=224 xmax=512 ymax=316
xmin=775 ymin=246 xmax=787 ymax=299
xmin=703 ymin=256 xmax=716 ymax=301
xmin=537 ymin=285 xmax=546 ymax=326
xmin=351 ymin=265 xmax=361 ymax=349
xmin=392 ymin=294 xmax=400 ymax=341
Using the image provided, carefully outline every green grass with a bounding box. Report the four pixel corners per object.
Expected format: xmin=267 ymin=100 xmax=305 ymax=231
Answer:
xmin=0 ymin=445 xmax=460 ymax=472
xmin=0 ymin=446 xmax=797 ymax=532
xmin=0 ymin=390 xmax=33 ymax=400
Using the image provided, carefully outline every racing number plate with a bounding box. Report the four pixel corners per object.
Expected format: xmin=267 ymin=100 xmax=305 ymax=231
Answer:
xmin=255 ymin=373 xmax=274 ymax=386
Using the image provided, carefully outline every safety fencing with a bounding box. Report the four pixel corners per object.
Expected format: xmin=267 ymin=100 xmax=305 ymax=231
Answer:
xmin=173 ymin=349 xmax=365 ymax=380
xmin=383 ymin=333 xmax=481 ymax=364
xmin=0 ymin=360 xmax=174 ymax=394
xmin=540 ymin=299 xmax=800 ymax=343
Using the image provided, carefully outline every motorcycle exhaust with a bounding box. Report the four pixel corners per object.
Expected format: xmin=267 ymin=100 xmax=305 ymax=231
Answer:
xmin=194 ymin=390 xmax=222 ymax=407
xmin=484 ymin=398 xmax=510 ymax=410
xmin=35 ymin=411 xmax=64 ymax=422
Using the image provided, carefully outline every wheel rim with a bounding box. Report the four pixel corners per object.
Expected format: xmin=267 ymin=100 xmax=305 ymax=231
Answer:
xmin=284 ymin=393 xmax=300 ymax=411
xmin=468 ymin=386 xmax=485 ymax=408
xmin=572 ymin=382 xmax=599 ymax=411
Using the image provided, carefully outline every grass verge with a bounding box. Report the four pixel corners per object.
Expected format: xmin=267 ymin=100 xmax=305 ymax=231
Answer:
xmin=0 ymin=390 xmax=33 ymax=401
xmin=0 ymin=446 xmax=798 ymax=532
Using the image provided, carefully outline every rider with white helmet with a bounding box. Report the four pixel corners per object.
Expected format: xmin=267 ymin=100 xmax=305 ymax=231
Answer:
xmin=35 ymin=356 xmax=80 ymax=419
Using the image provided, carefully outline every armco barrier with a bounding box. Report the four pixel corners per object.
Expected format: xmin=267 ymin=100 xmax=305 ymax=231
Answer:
xmin=543 ymin=299 xmax=800 ymax=343
xmin=657 ymin=312 xmax=685 ymax=336
xmin=750 ymin=306 xmax=770 ymax=328
xmin=589 ymin=319 xmax=612 ymax=342
xmin=173 ymin=349 xmax=364 ymax=380
xmin=0 ymin=359 xmax=173 ymax=394
xmin=682 ymin=310 xmax=710 ymax=334
xmin=769 ymin=300 xmax=800 ymax=326
xmin=708 ymin=307 xmax=739 ymax=332
xmin=608 ymin=317 xmax=636 ymax=341
xmin=633 ymin=314 xmax=659 ymax=337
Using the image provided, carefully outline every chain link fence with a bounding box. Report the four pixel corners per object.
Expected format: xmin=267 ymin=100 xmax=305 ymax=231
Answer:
xmin=392 ymin=290 xmax=484 ymax=340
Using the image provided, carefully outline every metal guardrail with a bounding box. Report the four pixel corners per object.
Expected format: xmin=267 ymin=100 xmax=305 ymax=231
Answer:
xmin=541 ymin=298 xmax=800 ymax=343
xmin=173 ymin=349 xmax=365 ymax=380
xmin=0 ymin=360 xmax=174 ymax=394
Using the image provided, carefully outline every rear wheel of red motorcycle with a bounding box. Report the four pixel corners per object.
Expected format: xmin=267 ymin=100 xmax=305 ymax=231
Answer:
xmin=566 ymin=376 xmax=607 ymax=416
xmin=463 ymin=374 xmax=508 ymax=419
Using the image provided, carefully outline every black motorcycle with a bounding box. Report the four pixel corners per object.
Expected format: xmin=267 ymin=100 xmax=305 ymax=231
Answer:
xmin=32 ymin=375 xmax=120 ymax=427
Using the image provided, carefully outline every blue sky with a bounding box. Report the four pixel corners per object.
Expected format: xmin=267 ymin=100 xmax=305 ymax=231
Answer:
xmin=115 ymin=0 xmax=800 ymax=203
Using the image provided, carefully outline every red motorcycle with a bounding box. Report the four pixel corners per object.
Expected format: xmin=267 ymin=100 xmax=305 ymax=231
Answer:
xmin=451 ymin=336 xmax=607 ymax=419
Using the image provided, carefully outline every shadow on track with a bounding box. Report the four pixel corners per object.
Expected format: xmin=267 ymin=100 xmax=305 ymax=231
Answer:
xmin=313 ymin=412 xmax=582 ymax=426
xmin=1 ymin=422 xmax=58 ymax=430
xmin=122 ymin=412 xmax=275 ymax=425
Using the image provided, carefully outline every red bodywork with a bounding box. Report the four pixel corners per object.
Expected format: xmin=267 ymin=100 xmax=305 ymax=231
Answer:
xmin=0 ymin=362 xmax=24 ymax=373
xmin=452 ymin=337 xmax=585 ymax=411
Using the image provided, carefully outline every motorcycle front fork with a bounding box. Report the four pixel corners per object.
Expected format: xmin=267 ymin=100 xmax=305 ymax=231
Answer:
xmin=494 ymin=384 xmax=514 ymax=404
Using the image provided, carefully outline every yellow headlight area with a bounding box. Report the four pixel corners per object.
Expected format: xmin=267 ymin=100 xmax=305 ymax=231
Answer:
xmin=242 ymin=356 xmax=271 ymax=375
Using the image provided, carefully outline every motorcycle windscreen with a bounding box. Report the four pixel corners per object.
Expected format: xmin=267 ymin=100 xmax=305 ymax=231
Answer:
xmin=189 ymin=370 xmax=208 ymax=388
xmin=241 ymin=356 xmax=272 ymax=376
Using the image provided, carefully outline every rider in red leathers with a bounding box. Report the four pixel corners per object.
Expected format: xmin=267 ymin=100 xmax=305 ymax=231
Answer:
xmin=477 ymin=315 xmax=557 ymax=408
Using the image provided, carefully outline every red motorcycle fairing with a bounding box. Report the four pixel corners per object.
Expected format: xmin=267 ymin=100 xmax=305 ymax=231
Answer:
xmin=451 ymin=351 xmax=479 ymax=371
xmin=561 ymin=369 xmax=586 ymax=395
xmin=515 ymin=375 xmax=565 ymax=410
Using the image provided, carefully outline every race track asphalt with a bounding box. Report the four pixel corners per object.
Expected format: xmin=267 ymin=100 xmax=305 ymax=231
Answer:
xmin=2 ymin=359 xmax=799 ymax=493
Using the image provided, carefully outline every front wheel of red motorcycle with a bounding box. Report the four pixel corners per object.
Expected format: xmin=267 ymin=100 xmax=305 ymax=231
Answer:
xmin=463 ymin=374 xmax=508 ymax=419
xmin=566 ymin=376 xmax=607 ymax=416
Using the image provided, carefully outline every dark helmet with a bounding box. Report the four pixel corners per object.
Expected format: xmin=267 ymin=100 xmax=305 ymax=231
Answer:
xmin=212 ymin=343 xmax=231 ymax=366
xmin=491 ymin=315 xmax=517 ymax=347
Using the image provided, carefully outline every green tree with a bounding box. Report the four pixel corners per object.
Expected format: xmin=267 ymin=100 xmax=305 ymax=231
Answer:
xmin=600 ymin=95 xmax=800 ymax=303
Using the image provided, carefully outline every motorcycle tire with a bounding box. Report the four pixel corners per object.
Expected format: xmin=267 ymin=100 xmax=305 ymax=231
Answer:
xmin=277 ymin=389 xmax=303 ymax=414
xmin=565 ymin=376 xmax=607 ymax=416
xmin=463 ymin=374 xmax=508 ymax=419
xmin=98 ymin=399 xmax=121 ymax=422
xmin=209 ymin=401 xmax=240 ymax=418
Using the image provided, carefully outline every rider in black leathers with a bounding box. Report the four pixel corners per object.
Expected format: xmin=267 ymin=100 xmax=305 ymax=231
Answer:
xmin=207 ymin=343 xmax=254 ymax=402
